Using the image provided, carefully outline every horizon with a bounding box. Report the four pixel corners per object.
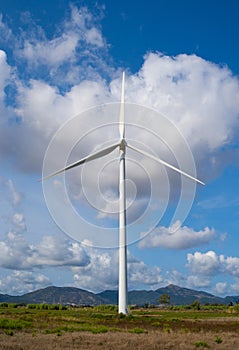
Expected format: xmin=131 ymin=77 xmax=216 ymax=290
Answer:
xmin=1 ymin=283 xmax=237 ymax=299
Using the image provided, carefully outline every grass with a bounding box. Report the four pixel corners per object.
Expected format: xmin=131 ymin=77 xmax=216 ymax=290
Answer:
xmin=0 ymin=304 xmax=238 ymax=349
xmin=194 ymin=341 xmax=209 ymax=348
xmin=0 ymin=318 xmax=32 ymax=330
xmin=128 ymin=327 xmax=147 ymax=334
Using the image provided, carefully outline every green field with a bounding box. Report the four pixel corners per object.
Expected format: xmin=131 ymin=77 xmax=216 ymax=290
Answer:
xmin=0 ymin=303 xmax=239 ymax=349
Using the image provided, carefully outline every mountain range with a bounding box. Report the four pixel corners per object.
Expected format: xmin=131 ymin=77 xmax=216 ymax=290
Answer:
xmin=0 ymin=284 xmax=238 ymax=306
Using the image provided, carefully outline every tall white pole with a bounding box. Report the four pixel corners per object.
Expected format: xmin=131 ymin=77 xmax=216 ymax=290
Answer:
xmin=118 ymin=140 xmax=128 ymax=314
xmin=118 ymin=72 xmax=128 ymax=314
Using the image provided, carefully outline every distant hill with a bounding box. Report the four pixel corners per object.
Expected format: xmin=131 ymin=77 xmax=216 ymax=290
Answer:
xmin=0 ymin=286 xmax=106 ymax=306
xmin=154 ymin=284 xmax=225 ymax=305
xmin=0 ymin=284 xmax=238 ymax=306
xmin=99 ymin=284 xmax=227 ymax=306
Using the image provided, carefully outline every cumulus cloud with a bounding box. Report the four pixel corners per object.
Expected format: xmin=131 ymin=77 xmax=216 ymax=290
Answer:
xmin=73 ymin=249 xmax=118 ymax=292
xmin=128 ymin=253 xmax=163 ymax=289
xmin=187 ymin=251 xmax=220 ymax=275
xmin=30 ymin=236 xmax=90 ymax=268
xmin=187 ymin=275 xmax=211 ymax=289
xmin=72 ymin=248 xmax=163 ymax=292
xmin=186 ymin=251 xmax=239 ymax=293
xmin=220 ymin=255 xmax=239 ymax=277
xmin=0 ymin=271 xmax=51 ymax=295
xmin=125 ymin=53 xmax=239 ymax=178
xmin=0 ymin=9 xmax=238 ymax=180
xmin=214 ymin=282 xmax=228 ymax=295
xmin=230 ymin=279 xmax=239 ymax=294
xmin=139 ymin=221 xmax=216 ymax=249
xmin=0 ymin=14 xmax=238 ymax=205
xmin=0 ymin=232 xmax=90 ymax=270
xmin=187 ymin=251 xmax=239 ymax=277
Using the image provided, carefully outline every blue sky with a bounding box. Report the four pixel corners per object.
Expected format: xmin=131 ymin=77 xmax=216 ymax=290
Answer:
xmin=0 ymin=0 xmax=239 ymax=297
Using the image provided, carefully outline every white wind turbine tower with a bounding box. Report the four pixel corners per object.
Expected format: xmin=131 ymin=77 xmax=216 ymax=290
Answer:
xmin=43 ymin=72 xmax=204 ymax=314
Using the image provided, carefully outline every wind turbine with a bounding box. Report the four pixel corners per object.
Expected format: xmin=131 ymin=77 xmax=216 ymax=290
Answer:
xmin=42 ymin=72 xmax=204 ymax=314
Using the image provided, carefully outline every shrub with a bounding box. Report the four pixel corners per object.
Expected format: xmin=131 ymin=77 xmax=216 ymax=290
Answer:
xmin=0 ymin=318 xmax=31 ymax=330
xmin=129 ymin=327 xmax=146 ymax=334
xmin=91 ymin=326 xmax=108 ymax=334
xmin=215 ymin=336 xmax=223 ymax=344
xmin=5 ymin=330 xmax=14 ymax=336
xmin=94 ymin=304 xmax=117 ymax=312
xmin=234 ymin=303 xmax=239 ymax=313
xmin=164 ymin=324 xmax=171 ymax=333
xmin=194 ymin=341 xmax=209 ymax=348
xmin=159 ymin=294 xmax=170 ymax=305
xmin=191 ymin=300 xmax=201 ymax=310
xmin=0 ymin=302 xmax=9 ymax=308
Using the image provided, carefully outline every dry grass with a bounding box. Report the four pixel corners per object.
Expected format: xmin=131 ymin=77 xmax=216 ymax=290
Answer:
xmin=0 ymin=330 xmax=239 ymax=350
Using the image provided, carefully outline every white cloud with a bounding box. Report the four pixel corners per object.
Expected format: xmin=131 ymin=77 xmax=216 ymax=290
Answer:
xmin=187 ymin=251 xmax=239 ymax=278
xmin=16 ymin=6 xmax=105 ymax=68
xmin=125 ymin=53 xmax=239 ymax=177
xmin=1 ymin=35 xmax=239 ymax=201
xmin=0 ymin=6 xmax=238 ymax=199
xmin=230 ymin=279 xmax=239 ymax=294
xmin=72 ymin=248 xmax=163 ymax=292
xmin=165 ymin=269 xmax=186 ymax=286
xmin=0 ymin=232 xmax=32 ymax=270
xmin=139 ymin=221 xmax=216 ymax=249
xmin=0 ymin=233 xmax=90 ymax=270
xmin=20 ymin=34 xmax=79 ymax=67
xmin=187 ymin=275 xmax=211 ymax=289
xmin=214 ymin=282 xmax=228 ymax=295
xmin=0 ymin=50 xmax=237 ymax=239
xmin=7 ymin=180 xmax=23 ymax=206
xmin=187 ymin=251 xmax=220 ymax=275
xmin=220 ymin=255 xmax=239 ymax=277
xmin=85 ymin=27 xmax=104 ymax=47
xmin=73 ymin=249 xmax=118 ymax=292
xmin=185 ymin=251 xmax=239 ymax=293
xmin=0 ymin=271 xmax=51 ymax=295
xmin=12 ymin=213 xmax=26 ymax=231
xmin=128 ymin=253 xmax=163 ymax=289
xmin=29 ymin=236 xmax=90 ymax=268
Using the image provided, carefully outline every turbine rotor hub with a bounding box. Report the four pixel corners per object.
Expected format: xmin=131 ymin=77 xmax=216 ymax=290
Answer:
xmin=119 ymin=139 xmax=127 ymax=151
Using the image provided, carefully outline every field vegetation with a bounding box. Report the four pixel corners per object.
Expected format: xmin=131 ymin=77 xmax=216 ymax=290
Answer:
xmin=0 ymin=302 xmax=239 ymax=349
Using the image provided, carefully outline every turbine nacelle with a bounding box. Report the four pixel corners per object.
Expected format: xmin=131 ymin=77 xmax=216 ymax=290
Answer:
xmin=119 ymin=138 xmax=127 ymax=152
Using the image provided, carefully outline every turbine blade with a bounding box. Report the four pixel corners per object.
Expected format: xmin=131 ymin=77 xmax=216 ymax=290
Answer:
xmin=119 ymin=72 xmax=125 ymax=139
xmin=127 ymin=143 xmax=205 ymax=185
xmin=41 ymin=142 xmax=120 ymax=181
